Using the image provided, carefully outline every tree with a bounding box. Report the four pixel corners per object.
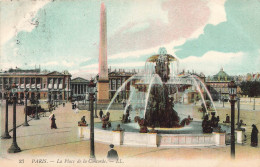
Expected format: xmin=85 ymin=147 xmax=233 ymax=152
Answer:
xmin=240 ymin=81 xmax=260 ymax=97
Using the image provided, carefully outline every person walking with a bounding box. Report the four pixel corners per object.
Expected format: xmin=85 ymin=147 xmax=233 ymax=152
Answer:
xmin=251 ymin=124 xmax=258 ymax=147
xmin=107 ymin=144 xmax=118 ymax=162
xmin=50 ymin=114 xmax=57 ymax=129
xmin=99 ymin=109 xmax=103 ymax=118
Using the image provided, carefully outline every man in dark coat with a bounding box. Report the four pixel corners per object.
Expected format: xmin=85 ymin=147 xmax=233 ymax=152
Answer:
xmin=251 ymin=124 xmax=258 ymax=147
xmin=107 ymin=144 xmax=118 ymax=161
xmin=99 ymin=109 xmax=103 ymax=119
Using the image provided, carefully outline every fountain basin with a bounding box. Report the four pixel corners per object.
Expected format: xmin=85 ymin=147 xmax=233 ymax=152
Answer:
xmin=78 ymin=121 xmax=229 ymax=147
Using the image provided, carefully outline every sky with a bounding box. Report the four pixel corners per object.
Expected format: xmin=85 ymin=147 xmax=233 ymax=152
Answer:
xmin=1 ymin=0 xmax=260 ymax=79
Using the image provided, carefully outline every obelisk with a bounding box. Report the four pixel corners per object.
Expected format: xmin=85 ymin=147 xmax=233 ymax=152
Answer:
xmin=97 ymin=2 xmax=110 ymax=104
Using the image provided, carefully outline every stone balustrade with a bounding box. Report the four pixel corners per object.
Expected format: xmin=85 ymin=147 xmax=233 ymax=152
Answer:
xmin=78 ymin=127 xmax=227 ymax=147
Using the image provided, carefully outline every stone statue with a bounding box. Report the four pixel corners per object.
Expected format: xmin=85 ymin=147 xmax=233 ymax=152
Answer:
xmin=202 ymin=115 xmax=213 ymax=133
xmin=102 ymin=112 xmax=111 ymax=128
xmin=134 ymin=116 xmax=148 ymax=133
xmin=78 ymin=116 xmax=88 ymax=126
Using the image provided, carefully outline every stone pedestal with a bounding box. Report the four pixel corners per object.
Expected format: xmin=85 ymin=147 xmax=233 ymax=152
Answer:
xmin=97 ymin=80 xmax=110 ymax=104
xmin=78 ymin=127 xmax=84 ymax=138
xmin=235 ymin=129 xmax=245 ymax=144
xmin=147 ymin=133 xmax=158 ymax=147
xmin=78 ymin=126 xmax=88 ymax=138
xmin=213 ymin=132 xmax=226 ymax=146
xmin=112 ymin=131 xmax=123 ymax=146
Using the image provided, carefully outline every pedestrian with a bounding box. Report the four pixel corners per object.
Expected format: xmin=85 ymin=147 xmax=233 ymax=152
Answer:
xmin=251 ymin=124 xmax=258 ymax=147
xmin=72 ymin=103 xmax=74 ymax=109
xmin=107 ymin=144 xmax=118 ymax=162
xmin=75 ymin=107 xmax=79 ymax=114
xmin=63 ymin=102 xmax=65 ymax=107
xmin=50 ymin=114 xmax=57 ymax=129
xmin=99 ymin=109 xmax=103 ymax=118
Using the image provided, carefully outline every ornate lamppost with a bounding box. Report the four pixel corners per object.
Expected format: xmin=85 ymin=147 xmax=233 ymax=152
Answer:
xmin=23 ymin=88 xmax=29 ymax=126
xmin=1 ymin=86 xmax=11 ymax=139
xmin=236 ymin=97 xmax=240 ymax=129
xmin=34 ymin=88 xmax=40 ymax=120
xmin=8 ymin=83 xmax=21 ymax=153
xmin=88 ymin=79 xmax=96 ymax=159
xmin=59 ymin=91 xmax=62 ymax=105
xmin=94 ymin=88 xmax=98 ymax=118
xmin=228 ymin=81 xmax=237 ymax=159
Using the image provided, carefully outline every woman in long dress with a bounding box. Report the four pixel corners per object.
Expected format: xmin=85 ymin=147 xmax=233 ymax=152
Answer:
xmin=251 ymin=124 xmax=258 ymax=147
xmin=51 ymin=114 xmax=57 ymax=129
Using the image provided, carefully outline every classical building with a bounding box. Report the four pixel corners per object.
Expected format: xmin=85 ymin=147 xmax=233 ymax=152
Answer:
xmin=206 ymin=68 xmax=234 ymax=101
xmin=0 ymin=68 xmax=71 ymax=101
xmin=71 ymin=77 xmax=90 ymax=101
xmin=108 ymin=69 xmax=137 ymax=102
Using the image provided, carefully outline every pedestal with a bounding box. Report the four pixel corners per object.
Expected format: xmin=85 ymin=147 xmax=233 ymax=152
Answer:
xmin=147 ymin=133 xmax=158 ymax=147
xmin=213 ymin=132 xmax=226 ymax=146
xmin=235 ymin=129 xmax=245 ymax=144
xmin=97 ymin=80 xmax=110 ymax=104
xmin=112 ymin=131 xmax=123 ymax=146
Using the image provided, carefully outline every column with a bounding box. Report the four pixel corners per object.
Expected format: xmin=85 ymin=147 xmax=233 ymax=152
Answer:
xmin=46 ymin=77 xmax=49 ymax=89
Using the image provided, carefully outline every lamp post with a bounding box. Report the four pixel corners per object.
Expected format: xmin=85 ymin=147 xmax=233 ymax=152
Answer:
xmin=1 ymin=86 xmax=11 ymax=139
xmin=8 ymin=83 xmax=21 ymax=153
xmin=236 ymin=97 xmax=240 ymax=129
xmin=23 ymin=89 xmax=29 ymax=126
xmin=34 ymin=88 xmax=40 ymax=120
xmin=88 ymin=79 xmax=96 ymax=159
xmin=253 ymin=97 xmax=255 ymax=110
xmin=94 ymin=89 xmax=98 ymax=118
xmin=228 ymin=80 xmax=237 ymax=159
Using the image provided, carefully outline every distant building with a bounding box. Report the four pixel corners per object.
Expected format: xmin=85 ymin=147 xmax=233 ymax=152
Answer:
xmin=206 ymin=68 xmax=233 ymax=101
xmin=0 ymin=68 xmax=71 ymax=102
xmin=108 ymin=68 xmax=138 ymax=102
xmin=71 ymin=77 xmax=90 ymax=101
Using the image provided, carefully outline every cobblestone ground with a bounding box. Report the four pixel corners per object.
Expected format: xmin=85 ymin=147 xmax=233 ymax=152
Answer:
xmin=0 ymin=101 xmax=259 ymax=167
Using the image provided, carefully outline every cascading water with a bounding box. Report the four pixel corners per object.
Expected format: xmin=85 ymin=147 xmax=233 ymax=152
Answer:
xmin=106 ymin=47 xmax=217 ymax=129
xmin=190 ymin=75 xmax=218 ymax=115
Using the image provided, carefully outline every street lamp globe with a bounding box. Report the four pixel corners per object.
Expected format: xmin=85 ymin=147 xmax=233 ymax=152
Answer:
xmin=228 ymin=81 xmax=237 ymax=100
xmin=88 ymin=79 xmax=96 ymax=94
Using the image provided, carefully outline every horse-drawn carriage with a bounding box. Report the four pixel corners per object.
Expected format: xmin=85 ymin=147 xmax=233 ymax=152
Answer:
xmin=24 ymin=105 xmax=47 ymax=118
xmin=7 ymin=98 xmax=24 ymax=105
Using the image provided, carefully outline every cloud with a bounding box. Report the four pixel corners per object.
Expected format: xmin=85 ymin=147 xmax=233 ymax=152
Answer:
xmin=0 ymin=0 xmax=50 ymax=46
xmin=108 ymin=0 xmax=211 ymax=55
xmin=207 ymin=0 xmax=227 ymax=25
xmin=174 ymin=0 xmax=260 ymax=59
xmin=110 ymin=61 xmax=145 ymax=68
xmin=42 ymin=61 xmax=59 ymax=66
xmin=179 ymin=51 xmax=244 ymax=75
xmin=61 ymin=60 xmax=74 ymax=67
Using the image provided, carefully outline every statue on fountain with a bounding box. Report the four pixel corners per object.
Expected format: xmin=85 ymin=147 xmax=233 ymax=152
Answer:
xmin=102 ymin=112 xmax=111 ymax=128
xmin=134 ymin=116 xmax=148 ymax=133
xmin=78 ymin=116 xmax=88 ymax=126
xmin=210 ymin=112 xmax=219 ymax=128
xmin=202 ymin=115 xmax=213 ymax=133
xmin=121 ymin=106 xmax=131 ymax=123
xmin=144 ymin=48 xmax=184 ymax=128
xmin=180 ymin=115 xmax=193 ymax=127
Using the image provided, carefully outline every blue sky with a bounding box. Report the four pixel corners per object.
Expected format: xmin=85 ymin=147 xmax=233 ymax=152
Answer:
xmin=1 ymin=0 xmax=259 ymax=78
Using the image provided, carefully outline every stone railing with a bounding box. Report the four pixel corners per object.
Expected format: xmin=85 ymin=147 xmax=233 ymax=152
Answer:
xmin=78 ymin=127 xmax=226 ymax=147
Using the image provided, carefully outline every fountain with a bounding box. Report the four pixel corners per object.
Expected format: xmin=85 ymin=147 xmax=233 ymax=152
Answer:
xmin=79 ymin=47 xmax=230 ymax=147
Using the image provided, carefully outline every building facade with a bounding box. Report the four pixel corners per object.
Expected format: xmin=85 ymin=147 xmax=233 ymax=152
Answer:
xmin=0 ymin=68 xmax=71 ymax=102
xmin=71 ymin=77 xmax=90 ymax=101
xmin=206 ymin=68 xmax=233 ymax=101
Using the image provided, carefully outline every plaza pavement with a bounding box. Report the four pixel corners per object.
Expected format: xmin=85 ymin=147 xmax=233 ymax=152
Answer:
xmin=0 ymin=102 xmax=259 ymax=167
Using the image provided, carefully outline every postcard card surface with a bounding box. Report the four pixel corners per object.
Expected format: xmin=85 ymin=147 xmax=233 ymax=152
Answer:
xmin=0 ymin=0 xmax=260 ymax=167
